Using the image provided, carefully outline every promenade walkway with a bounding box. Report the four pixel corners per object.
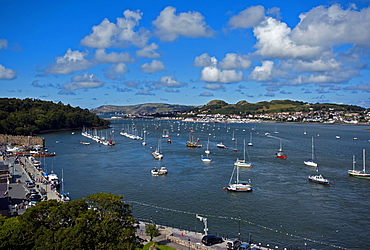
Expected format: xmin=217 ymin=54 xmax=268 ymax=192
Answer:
xmin=136 ymin=221 xmax=271 ymax=250
xmin=3 ymin=154 xmax=60 ymax=215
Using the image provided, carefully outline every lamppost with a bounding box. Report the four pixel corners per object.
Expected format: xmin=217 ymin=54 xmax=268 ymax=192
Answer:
xmin=196 ymin=214 xmax=208 ymax=235
xmin=238 ymin=215 xmax=241 ymax=239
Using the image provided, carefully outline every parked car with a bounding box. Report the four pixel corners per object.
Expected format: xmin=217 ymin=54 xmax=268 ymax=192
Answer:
xmin=227 ymin=239 xmax=242 ymax=250
xmin=26 ymin=189 xmax=39 ymax=198
xmin=238 ymin=243 xmax=251 ymax=250
xmin=29 ymin=194 xmax=42 ymax=202
xmin=201 ymin=234 xmax=223 ymax=246
xmin=25 ymin=180 xmax=35 ymax=188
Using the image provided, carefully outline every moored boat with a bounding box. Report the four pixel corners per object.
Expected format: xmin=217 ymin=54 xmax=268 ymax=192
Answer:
xmin=276 ymin=140 xmax=286 ymax=159
xmin=152 ymin=139 xmax=163 ymax=160
xmin=348 ymin=149 xmax=370 ymax=179
xmin=308 ymin=174 xmax=331 ymax=185
xmin=234 ymin=140 xmax=252 ymax=168
xmin=151 ymin=167 xmax=168 ymax=175
xmin=304 ymin=137 xmax=317 ymax=167
xmin=226 ymin=164 xmax=252 ymax=192
xmin=217 ymin=142 xmax=228 ymax=149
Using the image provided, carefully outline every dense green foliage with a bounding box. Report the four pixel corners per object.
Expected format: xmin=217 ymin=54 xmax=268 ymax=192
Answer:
xmin=0 ymin=193 xmax=140 ymax=250
xmin=0 ymin=98 xmax=110 ymax=135
xmin=145 ymin=224 xmax=160 ymax=241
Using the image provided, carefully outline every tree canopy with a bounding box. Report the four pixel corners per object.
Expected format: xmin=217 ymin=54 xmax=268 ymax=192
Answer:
xmin=0 ymin=98 xmax=110 ymax=135
xmin=0 ymin=193 xmax=140 ymax=250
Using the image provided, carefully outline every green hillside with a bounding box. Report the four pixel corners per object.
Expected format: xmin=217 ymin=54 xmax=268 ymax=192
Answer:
xmin=0 ymin=98 xmax=110 ymax=135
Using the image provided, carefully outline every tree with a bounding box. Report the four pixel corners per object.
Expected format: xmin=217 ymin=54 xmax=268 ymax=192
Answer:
xmin=0 ymin=193 xmax=140 ymax=250
xmin=145 ymin=223 xmax=160 ymax=241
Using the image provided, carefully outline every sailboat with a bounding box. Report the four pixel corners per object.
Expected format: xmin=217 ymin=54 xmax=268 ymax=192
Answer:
xmin=142 ymin=130 xmax=147 ymax=146
xmin=234 ymin=140 xmax=252 ymax=168
xmin=233 ymin=138 xmax=238 ymax=151
xmin=348 ymin=149 xmax=370 ymax=179
xmin=202 ymin=138 xmax=212 ymax=162
xmin=152 ymin=139 xmax=163 ymax=160
xmin=304 ymin=137 xmax=317 ymax=167
xmin=186 ymin=130 xmax=202 ymax=147
xmin=276 ymin=140 xmax=287 ymax=159
xmin=205 ymin=137 xmax=211 ymax=155
xmin=59 ymin=169 xmax=70 ymax=202
xmin=248 ymin=132 xmax=253 ymax=146
xmin=231 ymin=131 xmax=235 ymax=141
xmin=162 ymin=129 xmax=169 ymax=138
xmin=226 ymin=164 xmax=252 ymax=192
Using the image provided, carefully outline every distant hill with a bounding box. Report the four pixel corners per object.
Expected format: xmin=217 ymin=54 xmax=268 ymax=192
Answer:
xmin=90 ymin=103 xmax=196 ymax=115
xmin=91 ymin=100 xmax=366 ymax=116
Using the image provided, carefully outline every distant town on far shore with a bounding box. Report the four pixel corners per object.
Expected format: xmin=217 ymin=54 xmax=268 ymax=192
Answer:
xmin=93 ymin=99 xmax=370 ymax=125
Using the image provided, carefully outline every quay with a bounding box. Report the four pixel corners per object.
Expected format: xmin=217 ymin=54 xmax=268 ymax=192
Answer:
xmin=135 ymin=221 xmax=273 ymax=250
xmin=0 ymin=153 xmax=61 ymax=217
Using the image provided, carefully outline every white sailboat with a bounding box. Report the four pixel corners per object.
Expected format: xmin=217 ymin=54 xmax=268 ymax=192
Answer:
xmin=205 ymin=137 xmax=211 ymax=155
xmin=226 ymin=164 xmax=252 ymax=192
xmin=234 ymin=140 xmax=252 ymax=168
xmin=202 ymin=138 xmax=212 ymax=162
xmin=152 ymin=139 xmax=163 ymax=160
xmin=304 ymin=137 xmax=318 ymax=167
xmin=142 ymin=130 xmax=147 ymax=146
xmin=348 ymin=149 xmax=370 ymax=179
xmin=248 ymin=132 xmax=253 ymax=146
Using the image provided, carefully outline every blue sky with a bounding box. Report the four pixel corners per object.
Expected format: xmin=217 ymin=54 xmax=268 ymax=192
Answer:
xmin=1 ymin=0 xmax=370 ymax=109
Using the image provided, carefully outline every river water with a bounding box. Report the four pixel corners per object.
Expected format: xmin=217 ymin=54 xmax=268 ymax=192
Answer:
xmin=40 ymin=121 xmax=370 ymax=249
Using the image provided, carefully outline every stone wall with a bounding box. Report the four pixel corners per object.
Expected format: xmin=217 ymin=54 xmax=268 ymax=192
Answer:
xmin=0 ymin=134 xmax=44 ymax=146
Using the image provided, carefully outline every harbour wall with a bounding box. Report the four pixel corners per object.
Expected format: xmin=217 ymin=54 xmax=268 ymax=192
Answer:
xmin=0 ymin=134 xmax=44 ymax=146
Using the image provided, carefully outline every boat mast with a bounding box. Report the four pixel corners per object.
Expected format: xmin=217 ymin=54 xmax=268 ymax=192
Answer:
xmin=353 ymin=155 xmax=356 ymax=171
xmin=311 ymin=137 xmax=314 ymax=160
xmin=243 ymin=140 xmax=246 ymax=161
xmin=363 ymin=149 xmax=366 ymax=173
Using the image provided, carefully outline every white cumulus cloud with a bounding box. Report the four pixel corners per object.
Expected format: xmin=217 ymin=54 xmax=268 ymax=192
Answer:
xmin=94 ymin=49 xmax=134 ymax=63
xmin=81 ymin=9 xmax=150 ymax=49
xmin=62 ymin=73 xmax=104 ymax=91
xmin=45 ymin=49 xmax=92 ymax=75
xmin=253 ymin=17 xmax=324 ymax=60
xmin=104 ymin=63 xmax=129 ymax=80
xmin=0 ymin=64 xmax=16 ymax=79
xmin=201 ymin=66 xmax=243 ymax=83
xmin=154 ymin=75 xmax=186 ymax=88
xmin=140 ymin=60 xmax=165 ymax=73
xmin=228 ymin=5 xmax=266 ymax=29
xmin=153 ymin=6 xmax=214 ymax=41
xmin=219 ymin=53 xmax=252 ymax=70
xmin=291 ymin=4 xmax=370 ymax=48
xmin=194 ymin=53 xmax=216 ymax=67
xmin=136 ymin=43 xmax=160 ymax=58
xmin=249 ymin=60 xmax=274 ymax=82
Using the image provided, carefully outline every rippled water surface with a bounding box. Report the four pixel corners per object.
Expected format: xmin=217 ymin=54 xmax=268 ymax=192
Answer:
xmin=42 ymin=121 xmax=370 ymax=249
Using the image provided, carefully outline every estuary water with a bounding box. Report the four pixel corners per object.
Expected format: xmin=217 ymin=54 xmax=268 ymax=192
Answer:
xmin=41 ymin=121 xmax=370 ymax=249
